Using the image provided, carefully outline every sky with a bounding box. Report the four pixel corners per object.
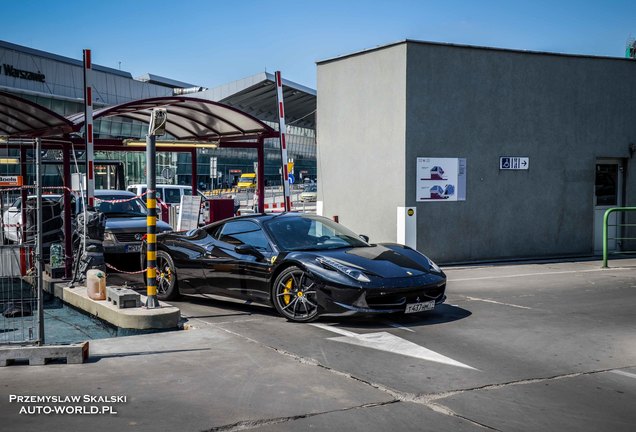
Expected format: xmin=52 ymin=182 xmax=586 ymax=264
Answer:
xmin=1 ymin=0 xmax=635 ymax=89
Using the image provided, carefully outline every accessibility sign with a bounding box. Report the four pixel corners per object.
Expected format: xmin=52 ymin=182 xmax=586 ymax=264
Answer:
xmin=500 ymin=157 xmax=529 ymax=170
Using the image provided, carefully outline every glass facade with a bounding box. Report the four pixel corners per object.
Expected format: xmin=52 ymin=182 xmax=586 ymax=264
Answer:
xmin=176 ymin=121 xmax=317 ymax=190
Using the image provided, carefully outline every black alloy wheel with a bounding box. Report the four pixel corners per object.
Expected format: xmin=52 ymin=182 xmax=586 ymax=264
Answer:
xmin=272 ymin=266 xmax=319 ymax=323
xmin=155 ymin=250 xmax=179 ymax=300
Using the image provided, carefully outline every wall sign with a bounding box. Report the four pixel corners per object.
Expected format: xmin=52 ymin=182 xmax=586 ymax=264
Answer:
xmin=1 ymin=64 xmax=46 ymax=83
xmin=416 ymin=158 xmax=466 ymax=202
xmin=500 ymin=157 xmax=529 ymax=170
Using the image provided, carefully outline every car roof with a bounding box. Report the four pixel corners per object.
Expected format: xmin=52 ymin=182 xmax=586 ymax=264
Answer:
xmin=94 ymin=189 xmax=136 ymax=197
xmin=127 ymin=184 xmax=191 ymax=189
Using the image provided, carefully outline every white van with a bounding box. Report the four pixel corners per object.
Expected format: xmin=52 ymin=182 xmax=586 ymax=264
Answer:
xmin=127 ymin=184 xmax=193 ymax=205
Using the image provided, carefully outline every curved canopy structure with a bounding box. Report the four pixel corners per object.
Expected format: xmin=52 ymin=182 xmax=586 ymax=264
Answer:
xmin=67 ymin=96 xmax=277 ymax=141
xmin=0 ymin=91 xmax=74 ymax=137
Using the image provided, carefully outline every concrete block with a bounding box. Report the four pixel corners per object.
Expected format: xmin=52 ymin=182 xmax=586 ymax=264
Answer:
xmin=106 ymin=286 xmax=141 ymax=309
xmin=0 ymin=341 xmax=89 ymax=366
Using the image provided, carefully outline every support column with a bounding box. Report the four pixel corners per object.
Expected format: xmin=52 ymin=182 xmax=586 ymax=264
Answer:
xmin=62 ymin=147 xmax=72 ymax=278
xmin=35 ymin=138 xmax=44 ymax=345
xmin=191 ymin=149 xmax=198 ymax=194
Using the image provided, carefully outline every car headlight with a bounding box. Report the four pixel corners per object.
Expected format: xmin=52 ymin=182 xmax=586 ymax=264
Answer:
xmin=427 ymin=256 xmax=442 ymax=273
xmin=103 ymin=232 xmax=115 ymax=242
xmin=316 ymin=257 xmax=371 ymax=283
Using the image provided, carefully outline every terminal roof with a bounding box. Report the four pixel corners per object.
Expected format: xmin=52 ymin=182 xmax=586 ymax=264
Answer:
xmin=191 ymin=72 xmax=316 ymax=129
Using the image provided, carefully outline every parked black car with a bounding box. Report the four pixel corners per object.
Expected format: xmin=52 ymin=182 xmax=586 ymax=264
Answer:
xmin=68 ymin=190 xmax=172 ymax=256
xmin=143 ymin=213 xmax=446 ymax=322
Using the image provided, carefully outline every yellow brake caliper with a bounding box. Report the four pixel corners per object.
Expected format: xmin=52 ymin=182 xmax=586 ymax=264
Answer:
xmin=283 ymin=279 xmax=293 ymax=305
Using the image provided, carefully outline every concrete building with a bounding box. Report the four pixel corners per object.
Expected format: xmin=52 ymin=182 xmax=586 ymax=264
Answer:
xmin=317 ymin=40 xmax=636 ymax=263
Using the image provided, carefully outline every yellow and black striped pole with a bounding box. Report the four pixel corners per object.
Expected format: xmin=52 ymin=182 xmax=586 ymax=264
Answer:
xmin=145 ymin=132 xmax=160 ymax=308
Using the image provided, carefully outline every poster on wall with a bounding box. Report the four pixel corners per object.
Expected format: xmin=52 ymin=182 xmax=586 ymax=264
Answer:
xmin=416 ymin=158 xmax=466 ymax=201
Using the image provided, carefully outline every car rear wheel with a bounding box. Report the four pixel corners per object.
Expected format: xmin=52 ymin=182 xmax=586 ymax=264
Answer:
xmin=272 ymin=266 xmax=319 ymax=323
xmin=155 ymin=250 xmax=180 ymax=300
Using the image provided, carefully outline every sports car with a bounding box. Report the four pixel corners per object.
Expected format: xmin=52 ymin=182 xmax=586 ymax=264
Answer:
xmin=143 ymin=213 xmax=446 ymax=322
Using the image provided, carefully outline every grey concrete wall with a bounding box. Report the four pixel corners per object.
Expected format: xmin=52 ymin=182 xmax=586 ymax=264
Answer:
xmin=405 ymin=42 xmax=636 ymax=262
xmin=317 ymin=44 xmax=407 ymax=241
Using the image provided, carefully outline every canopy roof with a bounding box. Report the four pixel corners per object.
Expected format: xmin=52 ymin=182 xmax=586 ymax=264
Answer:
xmin=67 ymin=96 xmax=277 ymax=141
xmin=1 ymin=93 xmax=277 ymax=141
xmin=0 ymin=91 xmax=74 ymax=137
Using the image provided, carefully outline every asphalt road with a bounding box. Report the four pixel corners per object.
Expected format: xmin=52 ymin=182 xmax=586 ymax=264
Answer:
xmin=101 ymin=258 xmax=636 ymax=431
xmin=2 ymin=258 xmax=635 ymax=431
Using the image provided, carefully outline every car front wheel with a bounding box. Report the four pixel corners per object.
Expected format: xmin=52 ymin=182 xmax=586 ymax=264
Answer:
xmin=155 ymin=250 xmax=180 ymax=300
xmin=272 ymin=266 xmax=319 ymax=323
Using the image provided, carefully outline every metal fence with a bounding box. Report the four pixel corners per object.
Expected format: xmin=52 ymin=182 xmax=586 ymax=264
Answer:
xmin=602 ymin=207 xmax=636 ymax=268
xmin=0 ymin=244 xmax=40 ymax=344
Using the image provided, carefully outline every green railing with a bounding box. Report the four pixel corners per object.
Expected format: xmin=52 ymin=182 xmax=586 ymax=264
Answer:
xmin=602 ymin=207 xmax=636 ymax=268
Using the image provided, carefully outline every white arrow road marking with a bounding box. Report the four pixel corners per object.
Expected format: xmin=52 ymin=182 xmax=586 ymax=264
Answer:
xmin=311 ymin=324 xmax=477 ymax=370
xmin=464 ymin=296 xmax=533 ymax=310
xmin=382 ymin=320 xmax=415 ymax=332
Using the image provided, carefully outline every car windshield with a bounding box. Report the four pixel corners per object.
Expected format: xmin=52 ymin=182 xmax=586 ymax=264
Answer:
xmin=95 ymin=195 xmax=147 ymax=217
xmin=264 ymin=215 xmax=369 ymax=251
xmin=303 ymin=184 xmax=317 ymax=192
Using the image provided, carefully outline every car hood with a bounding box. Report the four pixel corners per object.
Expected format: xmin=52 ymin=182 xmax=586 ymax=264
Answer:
xmin=305 ymin=243 xmax=431 ymax=278
xmin=105 ymin=216 xmax=172 ymax=232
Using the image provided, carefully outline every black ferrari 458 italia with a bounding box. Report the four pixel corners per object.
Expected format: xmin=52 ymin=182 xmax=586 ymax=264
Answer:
xmin=143 ymin=213 xmax=446 ymax=323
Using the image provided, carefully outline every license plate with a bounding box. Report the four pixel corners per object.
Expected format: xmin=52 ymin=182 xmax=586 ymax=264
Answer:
xmin=125 ymin=244 xmax=142 ymax=253
xmin=405 ymin=300 xmax=435 ymax=314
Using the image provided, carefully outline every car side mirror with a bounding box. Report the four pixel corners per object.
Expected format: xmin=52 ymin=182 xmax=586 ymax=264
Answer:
xmin=235 ymin=244 xmax=265 ymax=260
xmin=359 ymin=234 xmax=370 ymax=243
xmin=7 ymin=207 xmax=19 ymax=213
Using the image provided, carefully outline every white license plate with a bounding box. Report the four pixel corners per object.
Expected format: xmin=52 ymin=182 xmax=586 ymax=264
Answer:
xmin=125 ymin=244 xmax=142 ymax=253
xmin=405 ymin=300 xmax=435 ymax=314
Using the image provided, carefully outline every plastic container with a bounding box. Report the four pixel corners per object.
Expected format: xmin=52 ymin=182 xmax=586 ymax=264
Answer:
xmin=86 ymin=269 xmax=106 ymax=300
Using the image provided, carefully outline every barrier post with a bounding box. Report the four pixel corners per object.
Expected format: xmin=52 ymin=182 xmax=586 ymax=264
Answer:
xmin=145 ymin=109 xmax=166 ymax=309
xmin=274 ymin=71 xmax=291 ymax=212
xmin=145 ymin=132 xmax=159 ymax=308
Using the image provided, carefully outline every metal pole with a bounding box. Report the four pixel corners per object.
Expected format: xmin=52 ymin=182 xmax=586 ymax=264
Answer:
xmin=62 ymin=147 xmax=72 ymax=278
xmin=191 ymin=149 xmax=198 ymax=194
xmin=83 ymin=49 xmax=95 ymax=208
xmin=274 ymin=71 xmax=291 ymax=212
xmin=35 ymin=138 xmax=44 ymax=345
xmin=257 ymin=138 xmax=265 ymax=213
xmin=146 ymin=134 xmax=159 ymax=308
xmin=20 ymin=147 xmax=27 ymax=244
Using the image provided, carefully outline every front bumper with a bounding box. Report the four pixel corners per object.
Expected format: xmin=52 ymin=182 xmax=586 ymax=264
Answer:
xmin=314 ymin=273 xmax=447 ymax=316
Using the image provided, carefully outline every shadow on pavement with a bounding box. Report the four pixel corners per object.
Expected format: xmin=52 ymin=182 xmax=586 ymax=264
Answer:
xmin=87 ymin=347 xmax=211 ymax=363
xmin=321 ymin=304 xmax=472 ymax=330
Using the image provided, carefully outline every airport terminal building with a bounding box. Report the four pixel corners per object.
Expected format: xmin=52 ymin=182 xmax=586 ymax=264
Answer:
xmin=0 ymin=40 xmax=316 ymax=189
xmin=317 ymin=40 xmax=636 ymax=262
